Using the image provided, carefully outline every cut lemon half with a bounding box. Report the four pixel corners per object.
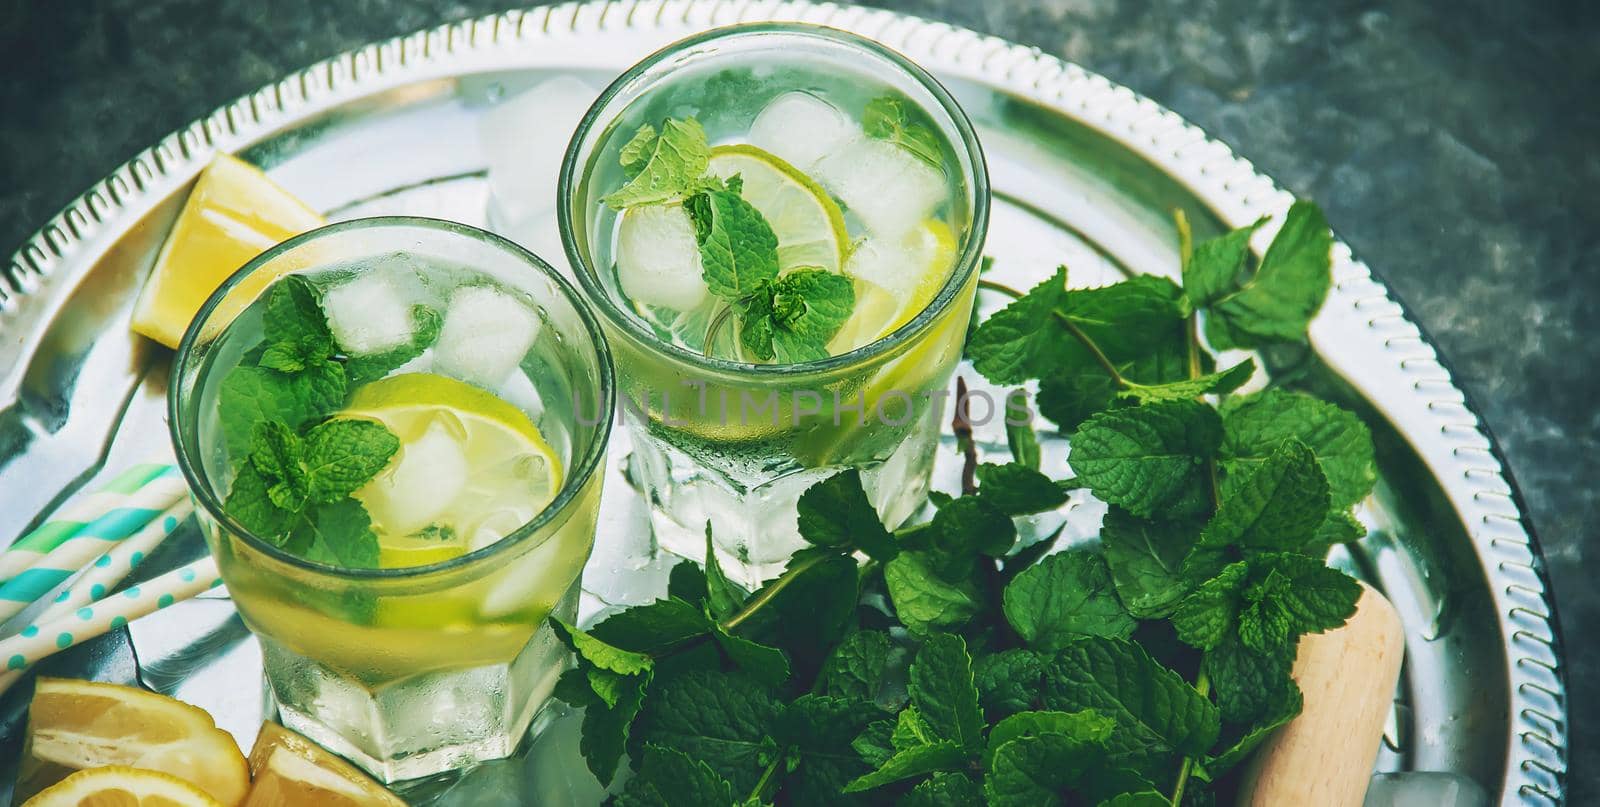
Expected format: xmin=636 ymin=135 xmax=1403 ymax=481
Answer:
xmin=243 ymin=723 xmax=404 ymax=807
xmin=22 ymin=766 xmax=222 ymax=807
xmin=828 ymin=219 xmax=957 ymax=354
xmin=131 ymin=154 xmax=324 ymax=349
xmin=341 ymin=372 xmax=564 ymax=568
xmin=18 ymin=678 xmax=248 ymax=806
xmin=708 ymin=144 xmax=849 ymax=274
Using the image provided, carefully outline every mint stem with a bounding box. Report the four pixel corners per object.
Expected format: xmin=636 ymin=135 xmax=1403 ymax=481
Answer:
xmin=1054 ymin=311 xmax=1128 ymax=387
xmin=977 ymin=279 xmax=1025 ymax=299
xmin=953 ymin=376 xmax=978 ymax=495
xmin=746 ymin=751 xmax=785 ymax=803
xmin=703 ymin=304 xmax=736 ymax=358
xmin=720 ymin=549 xmax=831 ymax=632
xmin=1169 ymin=667 xmax=1211 ymax=806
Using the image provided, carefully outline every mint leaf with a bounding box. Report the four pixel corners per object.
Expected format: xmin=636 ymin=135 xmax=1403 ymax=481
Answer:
xmin=1098 ymin=791 xmax=1174 ymax=807
xmin=1100 ymin=507 xmax=1204 ymax=619
xmin=1041 ymin=637 xmax=1221 ymax=760
xmin=851 ymin=720 xmax=895 ymax=767
xmin=734 ymin=550 xmax=858 ymax=668
xmin=797 ymin=469 xmax=896 ymax=561
xmin=1037 ymin=368 xmax=1119 ymax=431
xmin=1171 ymin=562 xmax=1249 ymax=651
xmin=984 ymin=732 xmax=1103 ymax=806
xmin=907 ymin=635 xmax=984 ymax=753
xmin=1068 ymin=400 xmax=1221 ymax=518
xmin=884 ymin=552 xmax=983 ymax=636
xmin=603 ymin=118 xmax=712 ymax=208
xmin=1205 ymin=201 xmax=1333 ymax=349
xmin=702 ymin=527 xmax=747 ymax=621
xmin=766 ymin=269 xmax=855 ymax=363
xmin=1205 ymin=681 xmax=1302 ymax=775
xmin=1204 ymin=633 xmax=1297 ymax=724
xmin=668 ymin=560 xmax=709 ymax=604
xmin=892 ymin=707 xmax=939 ymax=750
xmin=343 ymin=305 xmax=442 ymax=384
xmin=772 ymin=695 xmax=882 ymax=804
xmin=687 ymin=188 xmax=780 ymax=303
xmin=1004 ymin=390 xmax=1043 ymax=470
xmin=862 ymin=95 xmax=943 ymax=168
xmin=901 ymin=772 xmax=983 ymax=807
xmin=302 ymin=418 xmax=399 ymax=504
xmin=967 ymin=267 xmax=1071 ymax=384
xmin=1201 ymin=438 xmax=1328 ymax=553
xmin=841 ymin=741 xmax=966 ymax=792
xmin=1239 ymin=553 xmax=1361 ymax=651
xmin=709 ymin=622 xmax=790 ymax=687
xmin=819 ymin=631 xmax=897 ymax=705
xmin=612 ymin=743 xmax=736 ymax=807
xmin=550 ymin=618 xmax=654 ymax=677
xmin=217 ymin=368 xmax=303 ymax=455
xmin=1118 ymin=359 xmax=1254 ymax=404
xmin=263 ymin=275 xmax=333 ymax=349
xmin=296 ymin=498 xmax=379 ymax=569
xmin=984 ymin=709 xmax=1114 ymax=769
xmin=250 ymin=420 xmax=307 ymax=511
xmin=224 ymin=463 xmax=293 ymax=539
xmin=1219 ymin=389 xmax=1375 ymax=510
xmin=974 ymin=649 xmax=1047 ymax=720
xmin=631 ymin=670 xmax=781 ymax=794
xmin=926 ymin=496 xmax=1016 ymax=563
xmin=975 ymin=463 xmax=1068 ymax=516
xmin=590 ymin=597 xmax=713 ymax=655
xmin=1183 ymin=217 xmax=1266 ymax=307
xmin=1004 ymin=550 xmax=1137 ymax=648
xmin=577 ymin=668 xmax=652 ymax=785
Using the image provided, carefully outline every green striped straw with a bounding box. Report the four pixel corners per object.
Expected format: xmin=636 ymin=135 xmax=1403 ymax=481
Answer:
xmin=0 ymin=499 xmax=195 ymax=696
xmin=0 ymin=466 xmax=186 ymax=624
xmin=0 ymin=462 xmax=176 ymax=582
xmin=0 ymin=556 xmax=222 ymax=675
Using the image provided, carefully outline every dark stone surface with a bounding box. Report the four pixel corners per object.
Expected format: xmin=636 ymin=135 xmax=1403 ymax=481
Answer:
xmin=1 ymin=0 xmax=1594 ymax=796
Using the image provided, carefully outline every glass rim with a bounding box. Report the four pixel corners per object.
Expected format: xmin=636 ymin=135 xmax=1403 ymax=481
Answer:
xmin=557 ymin=21 xmax=991 ymax=377
xmin=168 ymin=215 xmax=617 ymax=581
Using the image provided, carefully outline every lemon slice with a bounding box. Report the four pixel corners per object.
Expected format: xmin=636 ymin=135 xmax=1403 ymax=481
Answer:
xmin=17 ymin=678 xmax=249 ymax=806
xmin=243 ymin=723 xmax=404 ymax=807
xmin=708 ymin=144 xmax=848 ymax=274
xmin=827 ymin=219 xmax=956 ymax=354
xmin=131 ymin=154 xmax=324 ymax=349
xmin=22 ymin=766 xmax=222 ymax=807
xmin=340 ymin=372 xmax=564 ymax=568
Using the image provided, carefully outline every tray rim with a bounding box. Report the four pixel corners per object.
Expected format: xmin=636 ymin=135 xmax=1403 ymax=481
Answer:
xmin=0 ymin=0 xmax=1567 ymax=801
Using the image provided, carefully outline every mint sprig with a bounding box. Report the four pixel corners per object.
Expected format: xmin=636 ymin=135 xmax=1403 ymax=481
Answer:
xmin=605 ymin=117 xmax=856 ymax=362
xmin=546 ymin=199 xmax=1374 ymax=805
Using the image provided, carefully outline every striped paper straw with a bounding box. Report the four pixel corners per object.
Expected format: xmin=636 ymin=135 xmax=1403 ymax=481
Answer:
xmin=0 ymin=467 xmax=187 ymax=624
xmin=0 ymin=500 xmax=195 ymax=695
xmin=0 ymin=463 xmax=178 ymax=581
xmin=0 ymin=556 xmax=222 ymax=674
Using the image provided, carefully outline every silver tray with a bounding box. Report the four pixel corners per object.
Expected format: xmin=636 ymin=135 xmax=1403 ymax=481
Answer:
xmin=0 ymin=1 xmax=1567 ymax=804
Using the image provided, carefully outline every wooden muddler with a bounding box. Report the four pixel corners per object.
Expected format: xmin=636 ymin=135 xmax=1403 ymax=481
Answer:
xmin=1237 ymin=582 xmax=1405 ymax=807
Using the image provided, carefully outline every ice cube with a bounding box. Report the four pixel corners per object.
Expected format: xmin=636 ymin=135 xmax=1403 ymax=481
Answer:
xmin=321 ymin=270 xmax=416 ymax=356
xmin=480 ymin=76 xmax=600 ymax=225
xmin=433 ymin=285 xmax=541 ymax=388
xmin=843 ymin=230 xmax=936 ymax=299
xmin=615 ymin=204 xmax=709 ymax=311
xmin=812 ymin=136 xmax=947 ymax=240
xmin=1363 ymin=772 xmax=1489 ymax=807
xmin=748 ymin=91 xmax=858 ymax=171
xmin=359 ymin=419 xmax=467 ymax=536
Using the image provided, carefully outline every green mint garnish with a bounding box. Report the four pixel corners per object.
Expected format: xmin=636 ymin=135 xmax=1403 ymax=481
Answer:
xmin=341 ymin=304 xmax=442 ymax=385
xmin=217 ymin=275 xmax=404 ymax=570
xmin=862 ymin=95 xmax=944 ymax=168
xmin=602 ymin=118 xmax=713 ymax=209
xmin=606 ymin=116 xmax=855 ymax=362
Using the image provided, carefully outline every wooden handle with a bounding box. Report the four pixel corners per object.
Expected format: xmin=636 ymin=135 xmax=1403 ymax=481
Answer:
xmin=1237 ymin=582 xmax=1404 ymax=807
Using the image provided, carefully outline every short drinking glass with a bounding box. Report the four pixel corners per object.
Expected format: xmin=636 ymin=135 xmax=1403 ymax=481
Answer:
xmin=169 ymin=217 xmax=614 ymax=782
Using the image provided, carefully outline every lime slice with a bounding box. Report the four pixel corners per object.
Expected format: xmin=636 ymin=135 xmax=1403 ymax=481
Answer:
xmin=827 ymin=219 xmax=957 ymax=354
xmin=708 ymin=144 xmax=849 ymax=274
xmin=131 ymin=154 xmax=324 ymax=349
xmin=339 ymin=372 xmax=564 ymax=569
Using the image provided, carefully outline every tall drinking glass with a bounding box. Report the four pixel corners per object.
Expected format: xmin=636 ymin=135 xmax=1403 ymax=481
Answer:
xmin=170 ymin=217 xmax=614 ymax=782
xmin=560 ymin=23 xmax=989 ymax=586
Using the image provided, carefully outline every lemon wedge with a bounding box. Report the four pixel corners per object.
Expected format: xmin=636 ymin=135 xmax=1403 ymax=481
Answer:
xmin=22 ymin=766 xmax=222 ymax=807
xmin=340 ymin=372 xmax=563 ymax=568
xmin=708 ymin=144 xmax=849 ymax=274
xmin=828 ymin=219 xmax=956 ymax=354
xmin=131 ymin=154 xmax=323 ymax=349
xmin=242 ymin=722 xmax=404 ymax=807
xmin=17 ymin=678 xmax=249 ymax=806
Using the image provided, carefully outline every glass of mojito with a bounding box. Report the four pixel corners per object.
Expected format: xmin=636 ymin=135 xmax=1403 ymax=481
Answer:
xmin=559 ymin=23 xmax=989 ymax=586
xmin=169 ymin=217 xmax=614 ymax=782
